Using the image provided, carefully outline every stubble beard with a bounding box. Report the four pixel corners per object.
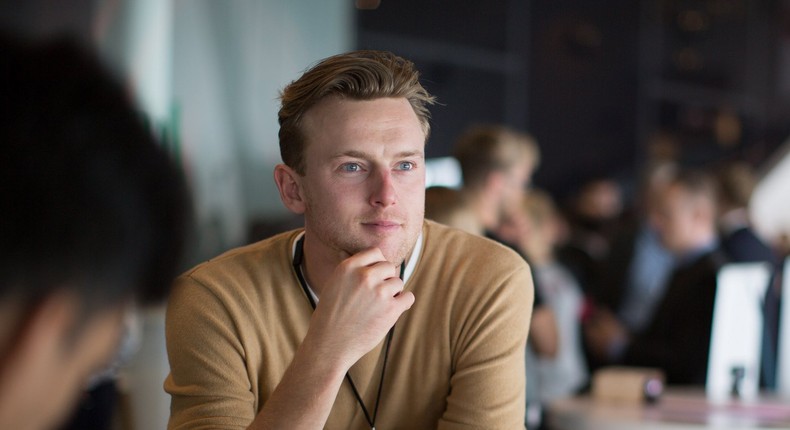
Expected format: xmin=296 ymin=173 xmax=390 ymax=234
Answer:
xmin=306 ymin=213 xmax=422 ymax=266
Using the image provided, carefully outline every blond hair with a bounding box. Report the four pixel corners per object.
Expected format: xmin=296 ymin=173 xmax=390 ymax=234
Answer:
xmin=278 ymin=50 xmax=436 ymax=174
xmin=453 ymin=124 xmax=540 ymax=188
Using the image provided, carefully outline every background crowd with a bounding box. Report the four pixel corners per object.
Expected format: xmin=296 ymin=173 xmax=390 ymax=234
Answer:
xmin=426 ymin=123 xmax=786 ymax=429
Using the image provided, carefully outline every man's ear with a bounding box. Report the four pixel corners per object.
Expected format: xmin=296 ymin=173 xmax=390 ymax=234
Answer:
xmin=274 ymin=164 xmax=307 ymax=214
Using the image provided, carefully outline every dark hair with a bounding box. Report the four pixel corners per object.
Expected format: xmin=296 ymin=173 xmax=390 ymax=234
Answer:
xmin=278 ymin=50 xmax=436 ymax=175
xmin=0 ymin=33 xmax=191 ymax=314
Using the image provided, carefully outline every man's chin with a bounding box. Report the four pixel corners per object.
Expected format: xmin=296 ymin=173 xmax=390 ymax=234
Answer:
xmin=342 ymin=238 xmax=409 ymax=264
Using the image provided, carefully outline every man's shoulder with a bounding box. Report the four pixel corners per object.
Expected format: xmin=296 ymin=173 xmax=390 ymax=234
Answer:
xmin=417 ymin=221 xmax=534 ymax=316
xmin=722 ymin=227 xmax=776 ymax=263
xmin=669 ymin=245 xmax=728 ymax=293
xmin=181 ymin=228 xmax=301 ymax=281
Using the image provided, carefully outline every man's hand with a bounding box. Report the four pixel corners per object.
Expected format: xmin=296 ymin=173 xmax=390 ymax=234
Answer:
xmin=305 ymin=247 xmax=415 ymax=370
xmin=250 ymin=248 xmax=414 ymax=430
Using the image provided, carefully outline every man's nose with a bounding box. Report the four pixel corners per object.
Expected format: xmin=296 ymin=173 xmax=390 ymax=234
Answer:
xmin=370 ymin=168 xmax=396 ymax=207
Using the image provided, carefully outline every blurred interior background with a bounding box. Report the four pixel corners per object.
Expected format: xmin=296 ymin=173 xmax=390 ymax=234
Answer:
xmin=4 ymin=0 xmax=790 ymax=260
xmin=2 ymin=0 xmax=790 ymax=429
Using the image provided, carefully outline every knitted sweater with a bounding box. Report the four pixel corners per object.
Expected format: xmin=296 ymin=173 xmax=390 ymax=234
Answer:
xmin=165 ymin=220 xmax=533 ymax=429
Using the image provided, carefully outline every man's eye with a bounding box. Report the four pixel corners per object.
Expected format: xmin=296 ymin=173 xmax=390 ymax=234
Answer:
xmin=341 ymin=163 xmax=362 ymax=172
xmin=397 ymin=161 xmax=415 ymax=171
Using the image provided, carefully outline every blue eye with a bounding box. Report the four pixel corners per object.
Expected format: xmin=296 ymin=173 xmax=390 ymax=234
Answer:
xmin=341 ymin=163 xmax=361 ymax=172
xmin=397 ymin=161 xmax=415 ymax=171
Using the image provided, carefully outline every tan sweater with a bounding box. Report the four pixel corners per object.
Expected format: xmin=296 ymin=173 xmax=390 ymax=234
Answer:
xmin=165 ymin=220 xmax=533 ymax=429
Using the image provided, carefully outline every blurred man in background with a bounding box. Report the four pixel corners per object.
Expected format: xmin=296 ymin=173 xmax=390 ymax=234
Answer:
xmin=585 ymin=168 xmax=727 ymax=384
xmin=453 ymin=124 xmax=557 ymax=428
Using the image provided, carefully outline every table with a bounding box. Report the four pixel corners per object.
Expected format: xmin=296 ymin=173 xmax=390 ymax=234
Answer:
xmin=547 ymin=388 xmax=790 ymax=429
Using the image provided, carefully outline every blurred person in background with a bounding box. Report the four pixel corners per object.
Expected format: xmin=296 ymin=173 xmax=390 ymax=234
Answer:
xmin=557 ymin=176 xmax=625 ymax=297
xmin=498 ymin=189 xmax=588 ymax=429
xmin=453 ymin=125 xmax=557 ymax=360
xmin=583 ymin=161 xmax=678 ymax=374
xmin=452 ymin=124 xmax=541 ymax=237
xmin=714 ymin=161 xmax=777 ymax=264
xmin=584 ymin=168 xmax=727 ymax=385
xmin=453 ymin=124 xmax=557 ymax=428
xmin=0 ymin=33 xmax=190 ymax=430
xmin=424 ymin=186 xmax=478 ymax=235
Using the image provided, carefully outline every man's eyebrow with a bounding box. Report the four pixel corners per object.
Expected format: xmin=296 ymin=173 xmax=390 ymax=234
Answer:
xmin=331 ymin=150 xmax=425 ymax=159
xmin=331 ymin=150 xmax=369 ymax=160
xmin=395 ymin=150 xmax=425 ymax=159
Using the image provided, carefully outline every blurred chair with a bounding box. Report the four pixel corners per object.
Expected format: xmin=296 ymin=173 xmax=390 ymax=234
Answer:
xmin=706 ymin=262 xmax=772 ymax=401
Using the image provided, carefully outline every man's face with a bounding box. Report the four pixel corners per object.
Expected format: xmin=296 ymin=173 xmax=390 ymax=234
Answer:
xmin=654 ymin=184 xmax=698 ymax=253
xmin=297 ymin=97 xmax=426 ymax=265
xmin=498 ymin=160 xmax=534 ymax=220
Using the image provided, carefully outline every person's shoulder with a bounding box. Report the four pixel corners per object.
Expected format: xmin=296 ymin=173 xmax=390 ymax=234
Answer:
xmin=167 ymin=229 xmax=304 ymax=323
xmin=419 ymin=221 xmax=534 ymax=307
xmin=723 ymin=227 xmax=776 ymax=263
xmin=182 ymin=228 xmax=301 ymax=281
xmin=422 ymin=220 xmax=528 ymax=269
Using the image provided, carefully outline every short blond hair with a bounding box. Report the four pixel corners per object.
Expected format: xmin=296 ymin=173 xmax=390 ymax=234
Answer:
xmin=278 ymin=50 xmax=436 ymax=174
xmin=453 ymin=124 xmax=540 ymax=188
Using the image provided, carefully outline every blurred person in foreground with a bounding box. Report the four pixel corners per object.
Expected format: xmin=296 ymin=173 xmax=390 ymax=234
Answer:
xmin=0 ymin=33 xmax=190 ymax=430
xmin=584 ymin=168 xmax=727 ymax=384
xmin=165 ymin=51 xmax=534 ymax=429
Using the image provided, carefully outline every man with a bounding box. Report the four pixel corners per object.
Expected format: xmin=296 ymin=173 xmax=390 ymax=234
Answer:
xmin=584 ymin=162 xmax=677 ymax=359
xmin=449 ymin=125 xmax=556 ymax=356
xmin=585 ymin=168 xmax=727 ymax=384
xmin=451 ymin=124 xmax=555 ymax=429
xmin=0 ymin=34 xmax=190 ymax=430
xmin=165 ymin=51 xmax=534 ymax=429
xmin=452 ymin=124 xmax=540 ymax=237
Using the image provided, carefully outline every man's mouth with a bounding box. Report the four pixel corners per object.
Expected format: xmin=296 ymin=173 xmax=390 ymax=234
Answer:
xmin=361 ymin=220 xmax=402 ymax=231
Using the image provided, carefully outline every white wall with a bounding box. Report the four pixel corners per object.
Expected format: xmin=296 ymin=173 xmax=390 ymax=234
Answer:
xmin=172 ymin=0 xmax=354 ymax=260
xmin=95 ymin=0 xmax=353 ymax=262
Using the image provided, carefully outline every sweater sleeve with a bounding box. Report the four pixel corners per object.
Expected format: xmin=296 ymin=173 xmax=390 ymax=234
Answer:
xmin=438 ymin=262 xmax=534 ymax=430
xmin=164 ymin=274 xmax=256 ymax=430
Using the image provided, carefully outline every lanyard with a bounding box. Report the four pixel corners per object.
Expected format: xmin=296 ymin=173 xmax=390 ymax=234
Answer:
xmin=292 ymin=236 xmax=403 ymax=430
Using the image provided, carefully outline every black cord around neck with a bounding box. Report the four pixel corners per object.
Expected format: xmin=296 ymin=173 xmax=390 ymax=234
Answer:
xmin=293 ymin=235 xmax=403 ymax=429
